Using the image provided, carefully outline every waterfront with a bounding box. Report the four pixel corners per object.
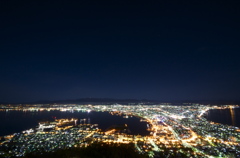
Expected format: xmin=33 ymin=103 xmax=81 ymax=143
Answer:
xmin=206 ymin=107 xmax=240 ymax=127
xmin=1 ymin=108 xmax=240 ymax=137
xmin=0 ymin=110 xmax=149 ymax=137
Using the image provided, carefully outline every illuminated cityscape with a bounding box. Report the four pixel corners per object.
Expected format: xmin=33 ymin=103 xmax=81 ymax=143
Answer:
xmin=1 ymin=0 xmax=239 ymax=157
xmin=0 ymin=104 xmax=239 ymax=157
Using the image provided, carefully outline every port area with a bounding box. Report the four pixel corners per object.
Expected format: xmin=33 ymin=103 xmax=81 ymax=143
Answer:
xmin=1 ymin=104 xmax=240 ymax=157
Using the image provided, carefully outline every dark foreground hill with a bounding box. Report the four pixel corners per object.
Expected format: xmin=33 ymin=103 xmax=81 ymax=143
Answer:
xmin=23 ymin=143 xmax=147 ymax=158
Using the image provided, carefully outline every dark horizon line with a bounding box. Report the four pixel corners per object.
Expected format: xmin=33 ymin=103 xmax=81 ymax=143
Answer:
xmin=1 ymin=97 xmax=240 ymax=105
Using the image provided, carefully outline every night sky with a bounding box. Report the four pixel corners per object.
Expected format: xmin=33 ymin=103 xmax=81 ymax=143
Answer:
xmin=0 ymin=0 xmax=240 ymax=103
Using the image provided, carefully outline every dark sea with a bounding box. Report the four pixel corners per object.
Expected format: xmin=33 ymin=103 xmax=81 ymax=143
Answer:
xmin=205 ymin=107 xmax=240 ymax=127
xmin=0 ymin=110 xmax=149 ymax=137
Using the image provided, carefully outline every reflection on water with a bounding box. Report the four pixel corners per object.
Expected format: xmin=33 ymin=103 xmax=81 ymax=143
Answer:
xmin=229 ymin=107 xmax=235 ymax=126
xmin=206 ymin=108 xmax=240 ymax=127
